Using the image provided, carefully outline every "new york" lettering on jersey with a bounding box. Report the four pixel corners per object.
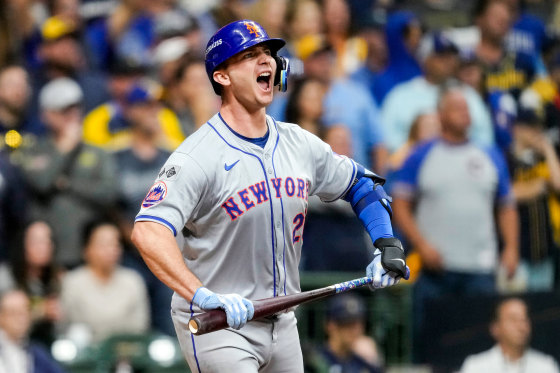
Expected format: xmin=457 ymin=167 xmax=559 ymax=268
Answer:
xmin=221 ymin=177 xmax=309 ymax=220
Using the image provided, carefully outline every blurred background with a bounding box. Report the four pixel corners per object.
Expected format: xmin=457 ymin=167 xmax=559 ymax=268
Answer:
xmin=1 ymin=0 xmax=560 ymax=372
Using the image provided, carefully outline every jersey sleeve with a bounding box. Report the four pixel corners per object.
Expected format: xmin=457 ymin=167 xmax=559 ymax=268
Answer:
xmin=135 ymin=151 xmax=208 ymax=236
xmin=303 ymin=131 xmax=357 ymax=203
xmin=486 ymin=146 xmax=514 ymax=206
xmin=391 ymin=140 xmax=436 ymax=200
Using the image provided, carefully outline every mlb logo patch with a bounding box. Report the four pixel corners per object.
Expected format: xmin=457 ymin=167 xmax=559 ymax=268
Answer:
xmin=158 ymin=165 xmax=181 ymax=181
xmin=142 ymin=181 xmax=167 ymax=208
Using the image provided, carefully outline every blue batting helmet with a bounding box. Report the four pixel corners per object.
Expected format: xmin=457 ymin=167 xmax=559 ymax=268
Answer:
xmin=205 ymin=19 xmax=286 ymax=94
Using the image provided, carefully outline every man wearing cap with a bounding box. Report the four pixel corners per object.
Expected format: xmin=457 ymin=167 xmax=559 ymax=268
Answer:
xmin=309 ymin=294 xmax=382 ymax=373
xmin=27 ymin=15 xmax=109 ymax=131
xmin=14 ymin=77 xmax=117 ymax=268
xmin=131 ymin=19 xmax=409 ymax=372
xmin=381 ymin=31 xmax=494 ymax=154
xmin=83 ymin=78 xmax=185 ymax=151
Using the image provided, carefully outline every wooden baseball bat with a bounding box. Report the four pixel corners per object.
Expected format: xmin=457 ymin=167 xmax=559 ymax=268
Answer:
xmin=189 ymin=276 xmax=374 ymax=335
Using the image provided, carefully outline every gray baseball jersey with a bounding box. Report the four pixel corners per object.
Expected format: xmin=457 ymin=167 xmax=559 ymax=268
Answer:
xmin=135 ymin=113 xmax=357 ymax=312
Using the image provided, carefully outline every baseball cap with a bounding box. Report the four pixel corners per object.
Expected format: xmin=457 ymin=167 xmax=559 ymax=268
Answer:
xmin=326 ymin=294 xmax=366 ymax=324
xmin=294 ymin=34 xmax=332 ymax=62
xmin=41 ymin=16 xmax=78 ymax=42
xmin=152 ymin=37 xmax=190 ymax=66
xmin=124 ymin=80 xmax=163 ymax=105
xmin=39 ymin=78 xmax=83 ymax=110
xmin=417 ymin=31 xmax=459 ymax=63
xmin=154 ymin=9 xmax=198 ymax=40
xmin=109 ymin=57 xmax=150 ymax=76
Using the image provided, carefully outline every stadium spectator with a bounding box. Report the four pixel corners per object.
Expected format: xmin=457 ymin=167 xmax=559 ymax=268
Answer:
xmin=299 ymin=36 xmax=387 ymax=171
xmin=111 ymin=90 xmax=175 ymax=335
xmin=0 ymin=0 xmax=36 ymax=67
xmin=456 ymin=53 xmax=518 ymax=153
xmin=60 ymin=220 xmax=149 ymax=343
xmin=285 ymin=0 xmax=324 ymax=56
xmin=350 ymin=13 xmax=388 ymax=103
xmin=152 ymin=36 xmax=191 ymax=86
xmin=284 ymin=77 xmax=328 ymax=136
xmin=387 ymin=112 xmax=441 ymax=175
xmin=447 ymin=0 xmax=549 ymax=76
xmin=391 ymin=86 xmax=519 ymax=362
xmin=2 ymin=221 xmax=64 ymax=348
xmin=163 ymin=55 xmax=219 ymax=137
xmin=0 ymin=66 xmax=40 ymax=148
xmin=373 ymin=11 xmax=423 ymax=104
xmin=27 ymin=15 xmax=110 ymax=123
xmin=381 ymin=32 xmax=494 ymax=154
xmin=153 ymin=7 xmax=202 ymax=52
xmin=323 ymin=0 xmax=367 ymax=77
xmin=461 ymin=297 xmax=560 ymax=373
xmin=307 ymin=294 xmax=383 ymax=373
xmin=454 ymin=0 xmax=539 ymax=108
xmin=14 ymin=78 xmax=117 ymax=268
xmin=248 ymin=0 xmax=289 ymax=40
xmin=83 ymin=78 xmax=185 ymax=152
xmin=508 ymin=123 xmax=560 ymax=291
xmin=0 ymin=289 xmax=66 ymax=373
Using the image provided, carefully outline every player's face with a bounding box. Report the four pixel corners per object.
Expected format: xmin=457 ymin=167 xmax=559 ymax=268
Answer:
xmin=219 ymin=44 xmax=277 ymax=110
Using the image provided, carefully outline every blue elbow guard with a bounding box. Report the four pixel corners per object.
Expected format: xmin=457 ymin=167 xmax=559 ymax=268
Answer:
xmin=344 ymin=176 xmax=393 ymax=242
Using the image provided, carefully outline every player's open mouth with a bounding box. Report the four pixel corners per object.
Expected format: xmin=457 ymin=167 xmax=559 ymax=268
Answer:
xmin=257 ymin=72 xmax=271 ymax=92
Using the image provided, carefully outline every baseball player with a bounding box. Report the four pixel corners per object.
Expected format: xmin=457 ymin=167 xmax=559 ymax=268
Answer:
xmin=131 ymin=20 xmax=409 ymax=373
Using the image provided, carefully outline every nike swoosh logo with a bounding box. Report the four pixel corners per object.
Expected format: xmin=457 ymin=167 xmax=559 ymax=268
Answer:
xmin=224 ymin=160 xmax=240 ymax=171
xmin=391 ymin=258 xmax=405 ymax=266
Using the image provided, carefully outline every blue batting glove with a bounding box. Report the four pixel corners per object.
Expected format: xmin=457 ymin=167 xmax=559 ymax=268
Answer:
xmin=366 ymin=237 xmax=410 ymax=290
xmin=192 ymin=287 xmax=255 ymax=330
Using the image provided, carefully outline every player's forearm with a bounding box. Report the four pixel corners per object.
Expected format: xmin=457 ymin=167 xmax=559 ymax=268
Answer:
xmin=131 ymin=221 xmax=202 ymax=301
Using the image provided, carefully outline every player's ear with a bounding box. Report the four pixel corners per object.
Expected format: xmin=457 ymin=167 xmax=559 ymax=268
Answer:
xmin=213 ymin=70 xmax=231 ymax=89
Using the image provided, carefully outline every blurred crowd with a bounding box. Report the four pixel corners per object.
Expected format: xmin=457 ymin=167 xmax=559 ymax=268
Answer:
xmin=2 ymin=0 xmax=560 ymax=371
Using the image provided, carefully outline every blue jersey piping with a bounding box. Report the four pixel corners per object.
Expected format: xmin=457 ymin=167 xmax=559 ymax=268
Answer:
xmin=189 ymin=302 xmax=202 ymax=373
xmin=270 ymin=117 xmax=287 ymax=296
xmin=135 ymin=215 xmax=177 ymax=236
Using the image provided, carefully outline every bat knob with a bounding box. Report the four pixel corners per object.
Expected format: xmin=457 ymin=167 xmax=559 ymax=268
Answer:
xmin=188 ymin=319 xmax=200 ymax=334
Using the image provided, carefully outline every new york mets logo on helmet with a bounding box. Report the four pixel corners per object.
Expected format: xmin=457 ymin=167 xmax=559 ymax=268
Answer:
xmin=244 ymin=22 xmax=261 ymax=37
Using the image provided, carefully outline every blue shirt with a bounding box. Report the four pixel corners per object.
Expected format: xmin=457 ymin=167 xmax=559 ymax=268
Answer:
xmin=323 ymin=78 xmax=384 ymax=168
xmin=381 ymin=77 xmax=494 ymax=152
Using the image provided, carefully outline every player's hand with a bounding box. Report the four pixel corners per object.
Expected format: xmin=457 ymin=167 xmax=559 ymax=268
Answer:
xmin=192 ymin=287 xmax=254 ymax=330
xmin=366 ymin=237 xmax=410 ymax=290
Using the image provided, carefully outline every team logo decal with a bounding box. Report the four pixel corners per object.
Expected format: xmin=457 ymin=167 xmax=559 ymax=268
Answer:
xmin=158 ymin=165 xmax=181 ymax=181
xmin=142 ymin=181 xmax=167 ymax=208
xmin=244 ymin=22 xmax=261 ymax=37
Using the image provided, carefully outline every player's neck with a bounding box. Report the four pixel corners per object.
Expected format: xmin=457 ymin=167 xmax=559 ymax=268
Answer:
xmin=219 ymin=104 xmax=268 ymax=138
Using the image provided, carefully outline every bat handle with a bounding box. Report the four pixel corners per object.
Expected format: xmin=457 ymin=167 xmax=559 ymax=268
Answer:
xmin=189 ymin=309 xmax=228 ymax=335
xmin=404 ymin=266 xmax=410 ymax=280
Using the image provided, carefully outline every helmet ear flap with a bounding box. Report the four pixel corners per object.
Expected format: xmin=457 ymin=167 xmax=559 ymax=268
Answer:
xmin=273 ymin=56 xmax=290 ymax=92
